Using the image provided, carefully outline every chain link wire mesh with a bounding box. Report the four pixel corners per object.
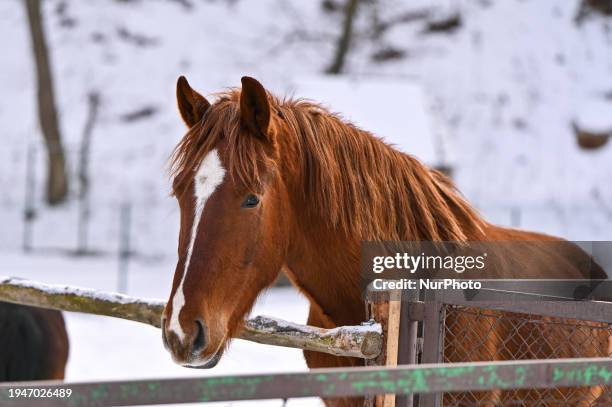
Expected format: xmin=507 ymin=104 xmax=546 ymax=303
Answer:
xmin=441 ymin=305 xmax=612 ymax=406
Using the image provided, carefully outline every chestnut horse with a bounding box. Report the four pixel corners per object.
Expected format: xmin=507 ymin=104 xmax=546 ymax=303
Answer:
xmin=0 ymin=302 xmax=69 ymax=381
xmin=162 ymin=76 xmax=610 ymax=406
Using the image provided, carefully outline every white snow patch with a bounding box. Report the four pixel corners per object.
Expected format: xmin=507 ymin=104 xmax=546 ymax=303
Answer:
xmin=574 ymin=95 xmax=612 ymax=134
xmin=0 ymin=275 xmax=164 ymax=306
xmin=252 ymin=315 xmax=382 ymax=335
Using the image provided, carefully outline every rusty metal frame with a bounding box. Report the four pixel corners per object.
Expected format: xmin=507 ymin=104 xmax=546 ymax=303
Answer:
xmin=396 ymin=288 xmax=420 ymax=407
xmin=1 ymin=358 xmax=611 ymax=406
xmin=419 ymin=289 xmax=446 ymax=407
xmin=438 ymin=287 xmax=612 ymax=324
xmin=404 ymin=284 xmax=612 ymax=407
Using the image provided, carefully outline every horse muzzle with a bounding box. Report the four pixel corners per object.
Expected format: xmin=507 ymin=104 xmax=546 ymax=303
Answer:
xmin=183 ymin=351 xmax=222 ymax=369
xmin=162 ymin=317 xmax=214 ymax=366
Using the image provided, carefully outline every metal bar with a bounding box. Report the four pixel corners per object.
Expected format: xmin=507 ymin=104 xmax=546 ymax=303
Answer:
xmin=438 ymin=288 xmax=612 ymax=324
xmin=396 ymin=289 xmax=419 ymax=407
xmin=22 ymin=145 xmax=36 ymax=253
xmin=420 ymin=290 xmax=445 ymax=407
xmin=117 ymin=202 xmax=132 ymax=293
xmin=476 ymin=280 xmax=612 ymax=301
xmin=364 ymin=296 xmax=377 ymax=407
xmin=1 ymin=358 xmax=610 ymax=406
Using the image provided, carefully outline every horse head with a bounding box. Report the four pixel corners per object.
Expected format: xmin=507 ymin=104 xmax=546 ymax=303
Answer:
xmin=162 ymin=76 xmax=293 ymax=367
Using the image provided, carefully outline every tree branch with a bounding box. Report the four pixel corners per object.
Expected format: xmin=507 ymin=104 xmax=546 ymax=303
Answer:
xmin=326 ymin=0 xmax=360 ymax=74
xmin=0 ymin=277 xmax=382 ymax=360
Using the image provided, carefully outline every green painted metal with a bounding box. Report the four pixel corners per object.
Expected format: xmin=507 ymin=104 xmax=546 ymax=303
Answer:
xmin=0 ymin=358 xmax=610 ymax=406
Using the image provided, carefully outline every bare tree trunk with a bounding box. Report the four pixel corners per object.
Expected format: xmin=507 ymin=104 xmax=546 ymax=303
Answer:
xmin=326 ymin=0 xmax=360 ymax=74
xmin=24 ymin=0 xmax=68 ymax=205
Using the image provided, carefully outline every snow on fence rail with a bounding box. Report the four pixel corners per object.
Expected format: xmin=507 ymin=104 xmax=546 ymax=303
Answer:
xmin=0 ymin=276 xmax=382 ymax=360
xmin=0 ymin=358 xmax=611 ymax=406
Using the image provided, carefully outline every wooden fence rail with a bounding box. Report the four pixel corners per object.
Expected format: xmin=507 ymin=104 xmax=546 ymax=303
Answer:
xmin=0 ymin=358 xmax=610 ymax=406
xmin=0 ymin=276 xmax=382 ymax=360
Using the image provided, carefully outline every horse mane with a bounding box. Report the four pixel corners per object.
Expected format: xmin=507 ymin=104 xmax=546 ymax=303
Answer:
xmin=170 ymin=89 xmax=486 ymax=242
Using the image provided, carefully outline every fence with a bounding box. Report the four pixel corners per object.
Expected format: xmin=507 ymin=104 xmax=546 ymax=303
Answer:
xmin=0 ymin=277 xmax=382 ymax=360
xmin=391 ymin=285 xmax=612 ymax=406
xmin=0 ymin=278 xmax=611 ymax=406
xmin=1 ymin=358 xmax=611 ymax=406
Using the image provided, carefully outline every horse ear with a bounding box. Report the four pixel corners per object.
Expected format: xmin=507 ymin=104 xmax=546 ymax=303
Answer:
xmin=240 ymin=76 xmax=271 ymax=141
xmin=176 ymin=76 xmax=210 ymax=127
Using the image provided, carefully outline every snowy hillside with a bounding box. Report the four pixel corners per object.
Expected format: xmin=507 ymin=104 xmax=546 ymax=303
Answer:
xmin=1 ymin=1 xmax=612 ymax=405
xmin=1 ymin=0 xmax=612 ymax=253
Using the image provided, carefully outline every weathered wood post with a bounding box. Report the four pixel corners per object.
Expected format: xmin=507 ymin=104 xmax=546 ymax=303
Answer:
xmin=366 ymin=287 xmax=404 ymax=407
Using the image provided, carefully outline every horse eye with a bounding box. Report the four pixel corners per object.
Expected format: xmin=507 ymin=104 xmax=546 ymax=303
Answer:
xmin=241 ymin=194 xmax=260 ymax=208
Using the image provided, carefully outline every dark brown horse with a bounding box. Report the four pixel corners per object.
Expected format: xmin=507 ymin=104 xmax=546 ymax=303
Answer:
xmin=162 ymin=76 xmax=610 ymax=406
xmin=0 ymin=302 xmax=69 ymax=381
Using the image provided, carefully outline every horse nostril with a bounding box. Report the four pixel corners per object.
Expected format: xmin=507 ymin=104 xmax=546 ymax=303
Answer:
xmin=192 ymin=319 xmax=207 ymax=354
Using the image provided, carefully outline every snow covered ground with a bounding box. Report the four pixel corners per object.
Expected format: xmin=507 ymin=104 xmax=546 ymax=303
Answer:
xmin=2 ymin=251 xmax=316 ymax=406
xmin=1 ymin=0 xmax=612 ymax=404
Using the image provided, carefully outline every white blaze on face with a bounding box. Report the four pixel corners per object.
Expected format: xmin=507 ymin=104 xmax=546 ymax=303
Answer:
xmin=168 ymin=149 xmax=226 ymax=340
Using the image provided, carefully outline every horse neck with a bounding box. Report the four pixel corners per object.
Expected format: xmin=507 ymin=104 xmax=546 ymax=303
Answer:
xmin=283 ymin=210 xmax=365 ymax=328
xmin=277 ymin=127 xmax=365 ymax=327
xmin=275 ymin=110 xmax=485 ymax=327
